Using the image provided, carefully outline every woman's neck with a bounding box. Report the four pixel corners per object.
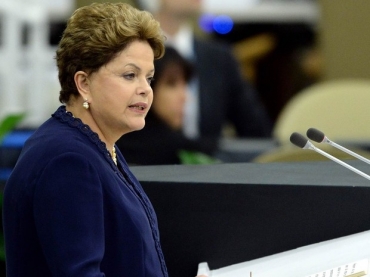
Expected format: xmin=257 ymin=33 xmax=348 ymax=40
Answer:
xmin=65 ymin=103 xmax=115 ymax=152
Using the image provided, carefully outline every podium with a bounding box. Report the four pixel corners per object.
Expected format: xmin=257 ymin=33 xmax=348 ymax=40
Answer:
xmin=131 ymin=161 xmax=370 ymax=277
xmin=196 ymin=230 xmax=370 ymax=276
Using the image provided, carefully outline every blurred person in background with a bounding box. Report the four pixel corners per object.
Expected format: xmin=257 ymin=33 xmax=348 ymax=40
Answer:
xmin=117 ymin=46 xmax=218 ymax=165
xmin=137 ymin=0 xmax=273 ymax=145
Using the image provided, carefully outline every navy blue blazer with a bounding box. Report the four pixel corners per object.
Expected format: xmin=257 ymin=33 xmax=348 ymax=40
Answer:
xmin=3 ymin=106 xmax=168 ymax=277
xmin=194 ymin=38 xmax=272 ymax=138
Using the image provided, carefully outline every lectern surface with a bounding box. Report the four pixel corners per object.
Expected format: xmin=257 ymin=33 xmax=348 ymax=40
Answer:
xmin=198 ymin=230 xmax=370 ymax=277
xmin=131 ymin=160 xmax=370 ymax=187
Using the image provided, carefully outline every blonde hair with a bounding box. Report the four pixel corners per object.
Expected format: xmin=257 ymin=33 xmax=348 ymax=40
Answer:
xmin=56 ymin=2 xmax=165 ymax=104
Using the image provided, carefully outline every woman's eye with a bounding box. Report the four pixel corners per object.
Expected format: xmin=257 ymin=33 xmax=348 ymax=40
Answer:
xmin=124 ymin=73 xmax=135 ymax=80
xmin=147 ymin=77 xmax=154 ymax=85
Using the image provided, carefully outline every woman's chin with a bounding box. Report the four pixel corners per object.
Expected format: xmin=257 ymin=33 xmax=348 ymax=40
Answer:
xmin=131 ymin=122 xmax=146 ymax=132
xmin=120 ymin=121 xmax=146 ymax=135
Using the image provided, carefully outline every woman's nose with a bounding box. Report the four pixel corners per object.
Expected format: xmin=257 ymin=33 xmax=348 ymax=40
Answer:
xmin=137 ymin=79 xmax=152 ymax=95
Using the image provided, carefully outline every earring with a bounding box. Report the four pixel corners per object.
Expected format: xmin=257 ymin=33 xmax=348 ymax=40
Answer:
xmin=83 ymin=99 xmax=89 ymax=110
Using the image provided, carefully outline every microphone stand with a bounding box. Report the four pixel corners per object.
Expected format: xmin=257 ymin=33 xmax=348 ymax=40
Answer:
xmin=290 ymin=132 xmax=370 ymax=181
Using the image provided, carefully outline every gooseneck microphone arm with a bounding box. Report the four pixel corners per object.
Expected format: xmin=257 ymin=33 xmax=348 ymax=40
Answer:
xmin=290 ymin=132 xmax=370 ymax=181
xmin=306 ymin=128 xmax=370 ymax=165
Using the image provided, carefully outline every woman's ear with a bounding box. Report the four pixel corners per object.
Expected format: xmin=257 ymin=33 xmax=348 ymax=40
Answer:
xmin=74 ymin=71 xmax=90 ymax=99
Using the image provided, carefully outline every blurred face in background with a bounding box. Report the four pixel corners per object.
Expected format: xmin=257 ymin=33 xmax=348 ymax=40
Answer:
xmin=151 ymin=63 xmax=188 ymax=130
xmin=161 ymin=0 xmax=202 ymax=18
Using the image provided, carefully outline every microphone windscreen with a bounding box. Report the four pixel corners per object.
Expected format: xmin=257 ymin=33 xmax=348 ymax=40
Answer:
xmin=290 ymin=132 xmax=308 ymax=148
xmin=307 ymin=128 xmax=325 ymax=143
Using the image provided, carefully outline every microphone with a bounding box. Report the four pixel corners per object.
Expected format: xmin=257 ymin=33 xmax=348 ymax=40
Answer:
xmin=306 ymin=128 xmax=370 ymax=165
xmin=290 ymin=132 xmax=370 ymax=181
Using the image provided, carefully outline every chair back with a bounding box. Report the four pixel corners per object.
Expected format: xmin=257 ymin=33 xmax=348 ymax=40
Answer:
xmin=273 ymin=79 xmax=370 ymax=145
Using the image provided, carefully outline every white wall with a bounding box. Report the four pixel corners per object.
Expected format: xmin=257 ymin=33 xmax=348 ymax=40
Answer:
xmin=0 ymin=0 xmax=73 ymax=128
xmin=202 ymin=0 xmax=318 ymax=23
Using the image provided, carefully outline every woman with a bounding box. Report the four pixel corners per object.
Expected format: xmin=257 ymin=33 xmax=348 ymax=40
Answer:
xmin=2 ymin=3 xmax=206 ymax=277
xmin=117 ymin=46 xmax=218 ymax=165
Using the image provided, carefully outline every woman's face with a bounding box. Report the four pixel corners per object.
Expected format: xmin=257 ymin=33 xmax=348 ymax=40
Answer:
xmin=151 ymin=63 xmax=188 ymax=130
xmin=86 ymin=40 xmax=155 ymax=137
